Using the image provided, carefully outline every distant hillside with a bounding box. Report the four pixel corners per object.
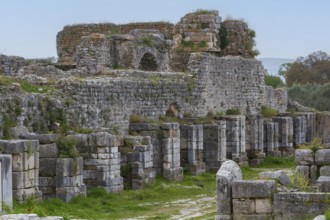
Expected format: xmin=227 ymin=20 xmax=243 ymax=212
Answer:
xmin=258 ymin=58 xmax=294 ymax=75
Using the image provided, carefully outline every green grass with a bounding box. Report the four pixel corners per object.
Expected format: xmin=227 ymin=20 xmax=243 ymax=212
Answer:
xmin=9 ymin=172 xmax=216 ymax=219
xmin=257 ymin=156 xmax=294 ymax=169
xmin=241 ymin=156 xmax=294 ymax=180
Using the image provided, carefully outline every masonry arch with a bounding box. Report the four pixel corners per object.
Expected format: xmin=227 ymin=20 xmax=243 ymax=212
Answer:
xmin=139 ymin=53 xmax=158 ymax=71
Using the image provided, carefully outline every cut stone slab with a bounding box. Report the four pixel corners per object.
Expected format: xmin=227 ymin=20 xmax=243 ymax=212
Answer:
xmin=232 ymin=180 xmax=276 ymax=199
xmin=259 ymin=170 xmax=290 ymax=186
xmin=315 ymin=149 xmax=330 ymax=165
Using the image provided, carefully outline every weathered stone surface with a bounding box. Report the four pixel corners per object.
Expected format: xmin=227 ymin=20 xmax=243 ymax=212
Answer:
xmin=233 ymin=214 xmax=273 ymax=220
xmin=294 ymin=165 xmax=310 ymax=180
xmin=292 ymin=115 xmax=307 ymax=145
xmin=39 ymin=158 xmax=57 ymax=177
xmin=274 ymin=192 xmax=330 ymax=218
xmin=259 ymin=170 xmax=290 ymax=186
xmin=316 ymin=112 xmax=330 ymax=147
xmin=320 ymin=166 xmax=330 ymax=176
xmin=315 ymin=149 xmax=330 ymax=165
xmin=233 ymin=199 xmax=255 ymax=214
xmin=219 ymin=160 xmax=242 ymax=180
xmin=0 ymin=154 xmax=13 ymax=211
xmin=317 ymin=176 xmax=330 ymax=192
xmin=272 ymin=117 xmax=293 ymax=148
xmin=295 ymin=149 xmax=314 ymax=165
xmin=255 ymin=198 xmax=272 ymax=214
xmin=232 ymin=180 xmax=276 ymax=199
xmin=9 ymin=126 xmax=30 ymax=139
xmin=39 ymin=143 xmax=58 ymax=158
xmin=216 ymin=160 xmax=242 ymax=217
xmin=263 ymin=119 xmax=279 ymax=156
xmin=313 ymin=215 xmax=326 ymax=220
xmin=23 ymin=134 xmax=59 ymax=144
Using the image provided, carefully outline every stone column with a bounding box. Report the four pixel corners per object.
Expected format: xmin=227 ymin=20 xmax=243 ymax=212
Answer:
xmin=122 ymin=136 xmax=155 ymax=190
xmin=273 ymin=117 xmax=294 ymax=156
xmin=0 ymin=140 xmax=42 ymax=201
xmin=129 ymin=123 xmax=161 ymax=174
xmin=292 ymin=115 xmax=307 ymax=146
xmin=56 ymin=157 xmax=86 ymax=202
xmin=81 ymin=132 xmax=123 ymax=193
xmin=294 ymin=112 xmax=316 ymax=143
xmin=161 ymin=123 xmax=183 ymax=181
xmin=180 ymin=125 xmax=205 ymax=175
xmin=246 ymin=114 xmax=265 ymax=166
xmin=0 ymin=154 xmax=12 ymax=211
xmin=39 ymin=143 xmax=58 ymax=199
xmin=263 ymin=119 xmax=280 ymax=156
xmin=203 ymin=122 xmax=226 ymax=171
xmin=224 ymin=116 xmax=247 ymax=166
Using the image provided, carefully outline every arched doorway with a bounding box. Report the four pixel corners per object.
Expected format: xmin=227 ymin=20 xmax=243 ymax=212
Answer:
xmin=139 ymin=53 xmax=158 ymax=71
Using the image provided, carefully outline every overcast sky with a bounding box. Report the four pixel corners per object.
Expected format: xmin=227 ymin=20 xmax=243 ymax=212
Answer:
xmin=1 ymin=0 xmax=330 ymax=59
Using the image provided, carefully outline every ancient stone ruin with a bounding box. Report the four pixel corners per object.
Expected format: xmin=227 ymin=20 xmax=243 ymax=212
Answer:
xmin=0 ymin=9 xmax=329 ymax=219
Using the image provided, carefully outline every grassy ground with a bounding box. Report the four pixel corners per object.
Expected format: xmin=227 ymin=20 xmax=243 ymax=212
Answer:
xmin=9 ymin=173 xmax=217 ymax=220
xmin=8 ymin=156 xmax=295 ymax=219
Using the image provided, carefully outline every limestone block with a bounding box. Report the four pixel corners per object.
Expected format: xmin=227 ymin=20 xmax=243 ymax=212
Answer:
xmin=320 ymin=166 xmax=330 ymax=176
xmin=255 ymin=198 xmax=272 ymax=213
xmin=89 ymin=132 xmax=116 ymax=147
xmin=56 ymin=175 xmax=83 ymax=188
xmin=218 ymin=160 xmax=242 ymax=180
xmin=74 ymin=134 xmax=89 ymax=147
xmin=274 ymin=192 xmax=330 ymax=216
xmin=311 ymin=165 xmax=318 ymax=184
xmin=0 ymin=154 xmax=13 ymax=210
xmin=216 ymin=160 xmax=242 ymax=216
xmin=317 ymin=176 xmax=330 ymax=192
xmin=9 ymin=126 xmax=29 ymax=139
xmin=273 ymin=117 xmax=293 ymax=148
xmin=23 ymin=134 xmax=59 ymax=144
xmin=12 ymin=154 xmax=23 ymax=172
xmin=315 ymin=149 xmax=330 ymax=165
xmin=293 ymin=116 xmax=307 ymax=145
xmin=39 ymin=158 xmax=57 ymax=177
xmin=0 ymin=140 xmax=39 ymax=154
xmin=39 ymin=177 xmax=55 ymax=187
xmin=232 ymin=199 xmax=255 ymax=214
xmin=295 ymin=149 xmax=314 ymax=165
xmin=294 ymin=165 xmax=310 ymax=180
xmin=39 ymin=143 xmax=58 ymax=158
xmin=259 ymin=170 xmax=290 ymax=186
xmin=232 ymin=180 xmax=276 ymax=199
xmin=56 ymin=158 xmax=83 ymax=177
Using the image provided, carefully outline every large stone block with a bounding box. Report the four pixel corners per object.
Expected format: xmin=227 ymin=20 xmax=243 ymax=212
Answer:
xmin=294 ymin=165 xmax=310 ymax=180
xmin=255 ymin=198 xmax=272 ymax=214
xmin=295 ymin=149 xmax=314 ymax=165
xmin=320 ymin=166 xmax=330 ymax=176
xmin=232 ymin=180 xmax=276 ymax=199
xmin=0 ymin=154 xmax=13 ymax=210
xmin=23 ymin=134 xmax=59 ymax=144
xmin=259 ymin=170 xmax=290 ymax=186
xmin=39 ymin=143 xmax=58 ymax=158
xmin=39 ymin=158 xmax=57 ymax=177
xmin=317 ymin=176 xmax=330 ymax=192
xmin=274 ymin=192 xmax=330 ymax=216
xmin=232 ymin=199 xmax=255 ymax=214
xmin=56 ymin=158 xmax=83 ymax=177
xmin=315 ymin=149 xmax=330 ymax=165
xmin=0 ymin=140 xmax=39 ymax=154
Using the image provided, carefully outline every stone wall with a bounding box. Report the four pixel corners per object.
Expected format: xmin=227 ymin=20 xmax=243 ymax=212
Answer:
xmin=216 ymin=160 xmax=330 ymax=220
xmin=220 ymin=20 xmax=257 ymax=58
xmin=76 ymin=30 xmax=173 ymax=73
xmin=174 ymin=10 xmax=221 ymax=53
xmin=57 ymin=22 xmax=174 ymax=67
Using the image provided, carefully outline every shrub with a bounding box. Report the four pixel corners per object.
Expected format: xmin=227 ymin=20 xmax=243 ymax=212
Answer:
xmin=226 ymin=108 xmax=240 ymax=115
xmin=260 ymin=105 xmax=278 ymax=118
xmin=129 ymin=114 xmax=146 ymax=123
xmin=298 ymin=137 xmax=323 ymax=153
xmin=56 ymin=136 xmax=78 ymax=158
xmin=264 ymin=74 xmax=285 ymax=88
xmin=2 ymin=114 xmax=16 ymax=140
xmin=291 ymin=173 xmax=309 ymax=191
